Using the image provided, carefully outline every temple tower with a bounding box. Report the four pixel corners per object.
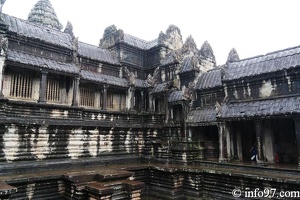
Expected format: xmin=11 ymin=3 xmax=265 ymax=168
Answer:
xmin=27 ymin=0 xmax=62 ymax=30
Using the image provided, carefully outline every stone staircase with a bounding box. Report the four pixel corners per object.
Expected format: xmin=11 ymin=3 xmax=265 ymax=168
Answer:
xmin=64 ymin=170 xmax=144 ymax=200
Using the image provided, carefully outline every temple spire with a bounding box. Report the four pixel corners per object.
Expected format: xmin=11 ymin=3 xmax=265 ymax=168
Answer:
xmin=64 ymin=21 xmax=74 ymax=38
xmin=28 ymin=0 xmax=62 ymax=30
xmin=199 ymin=40 xmax=216 ymax=62
xmin=227 ymin=48 xmax=240 ymax=63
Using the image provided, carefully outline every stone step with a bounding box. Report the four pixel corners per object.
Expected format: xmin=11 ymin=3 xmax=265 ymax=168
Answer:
xmin=96 ymin=170 xmax=133 ymax=182
xmin=0 ymin=181 xmax=17 ymax=199
xmin=85 ymin=181 xmax=114 ymax=199
xmin=85 ymin=179 xmax=144 ymax=200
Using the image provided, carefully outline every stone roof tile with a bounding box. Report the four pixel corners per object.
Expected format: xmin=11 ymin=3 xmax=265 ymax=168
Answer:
xmin=135 ymin=79 xmax=147 ymax=88
xmin=2 ymin=14 xmax=72 ymax=49
xmin=151 ymin=82 xmax=169 ymax=94
xmin=78 ymin=42 xmax=118 ymax=64
xmin=179 ymin=56 xmax=195 ymax=73
xmin=195 ymin=68 xmax=222 ymax=90
xmin=168 ymin=90 xmax=184 ymax=102
xmin=123 ymin=34 xmax=158 ymax=50
xmin=186 ymin=107 xmax=217 ymax=125
xmin=226 ymin=45 xmax=300 ymax=81
xmin=221 ymin=96 xmax=300 ymax=118
xmin=81 ymin=70 xmax=128 ymax=88
xmin=7 ymin=49 xmax=79 ymax=74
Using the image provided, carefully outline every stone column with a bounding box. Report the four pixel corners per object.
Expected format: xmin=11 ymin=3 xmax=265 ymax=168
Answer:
xmin=38 ymin=70 xmax=48 ymax=103
xmin=130 ymin=86 xmax=135 ymax=110
xmin=148 ymin=88 xmax=154 ymax=112
xmin=293 ymin=117 xmax=300 ymax=169
xmin=226 ymin=123 xmax=232 ymax=159
xmin=141 ymin=90 xmax=145 ymax=111
xmin=0 ymin=57 xmax=5 ymax=98
xmin=72 ymin=76 xmax=80 ymax=106
xmin=102 ymin=84 xmax=108 ymax=110
xmin=263 ymin=120 xmax=274 ymax=163
xmin=236 ymin=124 xmax=243 ymax=161
xmin=255 ymin=120 xmax=264 ymax=164
xmin=164 ymin=94 xmax=168 ymax=114
xmin=218 ymin=121 xmax=228 ymax=162
xmin=232 ymin=131 xmax=238 ymax=159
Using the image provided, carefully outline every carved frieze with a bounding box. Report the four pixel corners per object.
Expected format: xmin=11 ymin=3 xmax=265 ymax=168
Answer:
xmin=183 ymin=82 xmax=195 ymax=100
xmin=215 ymin=101 xmax=221 ymax=117
xmin=123 ymin=67 xmax=137 ymax=86
xmin=146 ymin=67 xmax=160 ymax=87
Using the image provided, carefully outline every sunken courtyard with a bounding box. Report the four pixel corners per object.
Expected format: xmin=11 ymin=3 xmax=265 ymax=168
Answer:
xmin=0 ymin=0 xmax=300 ymax=199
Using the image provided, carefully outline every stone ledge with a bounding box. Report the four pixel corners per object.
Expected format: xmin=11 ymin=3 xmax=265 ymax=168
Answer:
xmin=0 ymin=181 xmax=17 ymax=196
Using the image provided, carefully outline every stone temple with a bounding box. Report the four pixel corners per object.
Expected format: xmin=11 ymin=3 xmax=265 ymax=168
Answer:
xmin=0 ymin=0 xmax=300 ymax=199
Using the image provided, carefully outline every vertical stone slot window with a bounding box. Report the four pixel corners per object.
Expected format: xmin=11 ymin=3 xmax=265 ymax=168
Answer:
xmin=107 ymin=92 xmax=126 ymax=111
xmin=80 ymin=88 xmax=95 ymax=107
xmin=120 ymin=93 xmax=126 ymax=110
xmin=46 ymin=78 xmax=60 ymax=102
xmin=10 ymin=73 xmax=33 ymax=99
xmin=107 ymin=92 xmax=113 ymax=110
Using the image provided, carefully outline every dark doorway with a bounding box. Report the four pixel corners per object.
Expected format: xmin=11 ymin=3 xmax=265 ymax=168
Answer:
xmin=192 ymin=126 xmax=219 ymax=160
xmin=272 ymin=118 xmax=297 ymax=164
xmin=241 ymin=121 xmax=256 ymax=161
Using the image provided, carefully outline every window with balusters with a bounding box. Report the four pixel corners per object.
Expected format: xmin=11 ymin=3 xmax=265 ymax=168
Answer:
xmin=80 ymin=87 xmax=95 ymax=107
xmin=107 ymin=91 xmax=126 ymax=111
xmin=46 ymin=78 xmax=60 ymax=102
xmin=9 ymin=73 xmax=33 ymax=99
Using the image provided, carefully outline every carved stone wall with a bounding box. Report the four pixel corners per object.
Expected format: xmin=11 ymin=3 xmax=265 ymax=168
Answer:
xmin=0 ymin=123 xmax=162 ymax=162
xmin=225 ymin=73 xmax=293 ymax=101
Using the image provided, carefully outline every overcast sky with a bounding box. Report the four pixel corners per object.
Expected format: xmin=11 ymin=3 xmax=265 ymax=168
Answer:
xmin=3 ymin=0 xmax=300 ymax=65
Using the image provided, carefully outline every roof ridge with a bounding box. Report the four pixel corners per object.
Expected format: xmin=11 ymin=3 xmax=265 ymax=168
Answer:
xmin=265 ymin=45 xmax=300 ymax=55
xmin=124 ymin=33 xmax=157 ymax=44
xmin=236 ymin=45 xmax=300 ymax=63
xmin=2 ymin=13 xmax=69 ymax=36
xmin=206 ymin=67 xmax=221 ymax=72
xmin=237 ymin=55 xmax=264 ymax=62
xmin=78 ymin=41 xmax=109 ymax=52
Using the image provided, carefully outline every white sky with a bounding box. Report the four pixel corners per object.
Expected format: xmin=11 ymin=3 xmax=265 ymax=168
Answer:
xmin=3 ymin=0 xmax=300 ymax=65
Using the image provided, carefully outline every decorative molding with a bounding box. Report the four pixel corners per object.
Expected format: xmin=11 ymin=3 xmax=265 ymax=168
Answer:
xmin=146 ymin=67 xmax=160 ymax=87
xmin=123 ymin=67 xmax=137 ymax=86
